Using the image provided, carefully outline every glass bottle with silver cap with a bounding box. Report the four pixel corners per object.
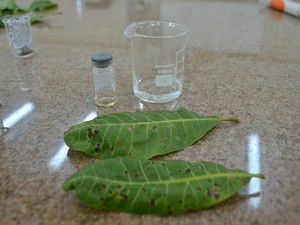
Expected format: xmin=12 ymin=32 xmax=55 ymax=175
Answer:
xmin=91 ymin=52 xmax=117 ymax=106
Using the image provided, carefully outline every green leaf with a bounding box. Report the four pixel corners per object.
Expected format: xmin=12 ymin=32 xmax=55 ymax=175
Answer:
xmin=30 ymin=14 xmax=45 ymax=24
xmin=63 ymin=157 xmax=264 ymax=216
xmin=0 ymin=0 xmax=18 ymax=12
xmin=30 ymin=0 xmax=57 ymax=11
xmin=64 ymin=108 xmax=239 ymax=159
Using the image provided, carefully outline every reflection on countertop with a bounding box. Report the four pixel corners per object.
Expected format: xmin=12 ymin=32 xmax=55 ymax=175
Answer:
xmin=48 ymin=111 xmax=97 ymax=171
xmin=0 ymin=0 xmax=300 ymax=224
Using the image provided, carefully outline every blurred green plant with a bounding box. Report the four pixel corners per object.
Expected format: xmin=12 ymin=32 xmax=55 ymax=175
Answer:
xmin=0 ymin=0 xmax=57 ymax=27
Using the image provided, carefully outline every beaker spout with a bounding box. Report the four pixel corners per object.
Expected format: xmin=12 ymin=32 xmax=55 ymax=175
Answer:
xmin=124 ymin=23 xmax=136 ymax=40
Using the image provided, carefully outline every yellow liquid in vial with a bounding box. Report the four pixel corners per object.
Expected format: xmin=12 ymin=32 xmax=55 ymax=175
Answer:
xmin=95 ymin=96 xmax=117 ymax=106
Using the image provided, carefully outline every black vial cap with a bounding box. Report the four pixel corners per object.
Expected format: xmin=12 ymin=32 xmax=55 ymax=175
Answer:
xmin=91 ymin=52 xmax=113 ymax=68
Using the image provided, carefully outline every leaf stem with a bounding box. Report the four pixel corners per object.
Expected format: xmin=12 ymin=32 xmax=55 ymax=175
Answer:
xmin=251 ymin=173 xmax=265 ymax=179
xmin=220 ymin=117 xmax=240 ymax=123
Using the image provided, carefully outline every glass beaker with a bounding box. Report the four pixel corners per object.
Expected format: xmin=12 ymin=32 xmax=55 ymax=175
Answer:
xmin=124 ymin=20 xmax=188 ymax=103
xmin=2 ymin=15 xmax=34 ymax=58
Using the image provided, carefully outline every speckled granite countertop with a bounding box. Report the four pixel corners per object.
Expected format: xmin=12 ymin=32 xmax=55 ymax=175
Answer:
xmin=1 ymin=0 xmax=300 ymax=224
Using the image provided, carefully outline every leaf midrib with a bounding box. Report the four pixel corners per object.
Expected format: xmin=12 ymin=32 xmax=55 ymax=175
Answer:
xmin=91 ymin=117 xmax=220 ymax=127
xmin=67 ymin=172 xmax=261 ymax=188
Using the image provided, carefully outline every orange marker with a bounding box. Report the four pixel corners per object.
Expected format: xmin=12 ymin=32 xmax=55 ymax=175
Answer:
xmin=269 ymin=0 xmax=300 ymax=17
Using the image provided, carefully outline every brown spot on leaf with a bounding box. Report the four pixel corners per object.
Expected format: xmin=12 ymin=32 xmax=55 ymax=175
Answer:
xmin=167 ymin=124 xmax=174 ymax=129
xmin=214 ymin=183 xmax=221 ymax=188
xmin=135 ymin=173 xmax=143 ymax=178
xmin=150 ymin=198 xmax=156 ymax=206
xmin=87 ymin=128 xmax=93 ymax=140
xmin=102 ymin=184 xmax=107 ymax=189
xmin=152 ymin=125 xmax=158 ymax=131
xmin=185 ymin=168 xmax=191 ymax=175
xmin=198 ymin=165 xmax=204 ymax=170
xmin=146 ymin=116 xmax=152 ymax=121
xmin=161 ymin=162 xmax=167 ymax=167
xmin=207 ymin=188 xmax=221 ymax=200
xmin=120 ymin=193 xmax=128 ymax=200
xmin=95 ymin=144 xmax=100 ymax=153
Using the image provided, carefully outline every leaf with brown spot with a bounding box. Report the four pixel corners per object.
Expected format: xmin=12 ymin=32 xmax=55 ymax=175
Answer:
xmin=63 ymin=157 xmax=264 ymax=216
xmin=64 ymin=108 xmax=239 ymax=159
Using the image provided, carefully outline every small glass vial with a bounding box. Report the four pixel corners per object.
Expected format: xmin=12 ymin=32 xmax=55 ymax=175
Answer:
xmin=91 ymin=52 xmax=117 ymax=106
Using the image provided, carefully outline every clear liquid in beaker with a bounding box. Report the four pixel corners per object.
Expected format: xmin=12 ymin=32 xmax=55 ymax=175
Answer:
xmin=133 ymin=76 xmax=182 ymax=103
